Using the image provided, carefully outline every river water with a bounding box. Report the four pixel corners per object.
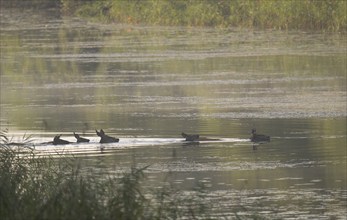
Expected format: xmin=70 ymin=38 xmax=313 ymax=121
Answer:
xmin=0 ymin=9 xmax=346 ymax=219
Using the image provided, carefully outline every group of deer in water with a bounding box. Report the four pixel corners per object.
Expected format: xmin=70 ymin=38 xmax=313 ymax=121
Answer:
xmin=51 ymin=128 xmax=270 ymax=149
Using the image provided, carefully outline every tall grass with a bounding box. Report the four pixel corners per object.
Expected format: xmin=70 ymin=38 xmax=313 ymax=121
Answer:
xmin=0 ymin=130 xmax=214 ymax=220
xmin=70 ymin=0 xmax=346 ymax=32
xmin=2 ymin=0 xmax=345 ymax=31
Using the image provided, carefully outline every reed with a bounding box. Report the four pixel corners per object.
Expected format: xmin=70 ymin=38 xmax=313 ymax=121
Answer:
xmin=3 ymin=0 xmax=345 ymax=31
xmin=70 ymin=0 xmax=346 ymax=32
xmin=0 ymin=130 xmax=215 ymax=220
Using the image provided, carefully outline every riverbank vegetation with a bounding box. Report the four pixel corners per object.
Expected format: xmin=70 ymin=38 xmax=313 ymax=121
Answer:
xmin=74 ymin=0 xmax=347 ymax=31
xmin=2 ymin=0 xmax=346 ymax=32
xmin=0 ymin=130 xmax=224 ymax=220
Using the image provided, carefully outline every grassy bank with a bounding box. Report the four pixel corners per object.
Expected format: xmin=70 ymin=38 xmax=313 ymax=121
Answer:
xmin=2 ymin=0 xmax=345 ymax=31
xmin=70 ymin=0 xmax=346 ymax=32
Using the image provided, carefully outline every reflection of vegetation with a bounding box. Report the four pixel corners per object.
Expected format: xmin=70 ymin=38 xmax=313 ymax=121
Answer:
xmin=1 ymin=4 xmax=346 ymax=132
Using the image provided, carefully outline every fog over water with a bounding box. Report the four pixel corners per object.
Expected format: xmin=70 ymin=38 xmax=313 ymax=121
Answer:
xmin=1 ymin=9 xmax=346 ymax=219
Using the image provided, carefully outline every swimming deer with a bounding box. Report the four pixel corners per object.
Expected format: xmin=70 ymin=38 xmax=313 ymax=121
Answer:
xmin=73 ymin=132 xmax=90 ymax=143
xmin=53 ymin=135 xmax=70 ymax=145
xmin=250 ymin=128 xmax=270 ymax=143
xmin=96 ymin=129 xmax=119 ymax=143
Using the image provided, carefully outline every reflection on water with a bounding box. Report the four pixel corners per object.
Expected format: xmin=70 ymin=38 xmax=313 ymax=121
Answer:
xmin=1 ymin=9 xmax=346 ymax=219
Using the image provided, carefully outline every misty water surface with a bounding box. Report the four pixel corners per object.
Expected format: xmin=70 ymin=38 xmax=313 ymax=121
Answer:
xmin=0 ymin=9 xmax=346 ymax=219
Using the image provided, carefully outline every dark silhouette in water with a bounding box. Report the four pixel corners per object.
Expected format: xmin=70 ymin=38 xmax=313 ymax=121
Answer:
xmin=250 ymin=128 xmax=270 ymax=150
xmin=181 ymin=132 xmax=220 ymax=142
xmin=250 ymin=128 xmax=270 ymax=143
xmin=53 ymin=135 xmax=70 ymax=145
xmin=73 ymin=132 xmax=90 ymax=143
xmin=96 ymin=129 xmax=119 ymax=143
xmin=181 ymin=132 xmax=200 ymax=141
